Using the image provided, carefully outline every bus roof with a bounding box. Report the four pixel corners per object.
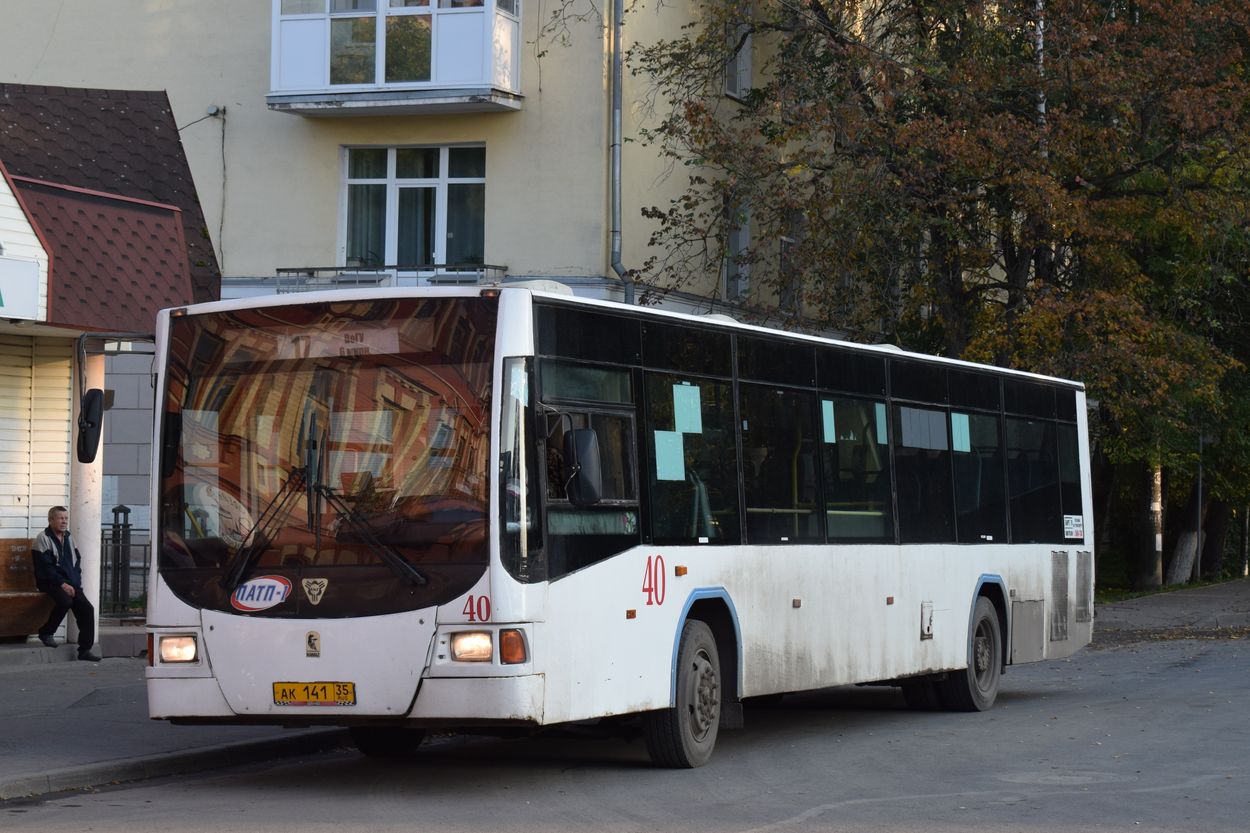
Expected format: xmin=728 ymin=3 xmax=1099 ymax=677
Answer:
xmin=524 ymin=288 xmax=1085 ymax=392
xmin=163 ymin=285 xmax=1084 ymax=392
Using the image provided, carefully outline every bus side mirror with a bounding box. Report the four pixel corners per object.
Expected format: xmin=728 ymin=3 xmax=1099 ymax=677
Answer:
xmin=563 ymin=428 xmax=603 ymax=508
xmin=77 ymin=388 xmax=105 ymax=464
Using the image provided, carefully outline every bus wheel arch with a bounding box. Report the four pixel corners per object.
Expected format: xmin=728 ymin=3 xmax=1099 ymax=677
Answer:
xmin=685 ymin=596 xmax=741 ymax=717
xmin=975 ymin=580 xmax=1010 ymax=671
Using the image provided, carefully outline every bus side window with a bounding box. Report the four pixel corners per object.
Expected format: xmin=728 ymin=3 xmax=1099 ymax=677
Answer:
xmin=739 ymin=384 xmax=820 ymax=544
xmin=643 ymin=373 xmax=740 ymax=545
xmin=1057 ymin=422 xmax=1084 ymax=542
xmin=1005 ymin=417 xmax=1063 ymax=543
xmin=951 ymin=411 xmax=1007 ymax=544
xmin=543 ymin=409 xmax=639 ymax=577
xmin=894 ymin=404 xmax=956 ymax=543
xmin=500 ymin=357 xmax=543 ymax=582
xmin=821 ymin=397 xmax=893 ymax=541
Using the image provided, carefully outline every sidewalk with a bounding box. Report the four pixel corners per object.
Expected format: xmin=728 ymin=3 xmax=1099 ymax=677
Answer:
xmin=1 ymin=578 xmax=1248 ymax=801
xmin=0 ymin=621 xmax=345 ymax=801
xmin=1092 ymin=575 xmax=1250 ymax=641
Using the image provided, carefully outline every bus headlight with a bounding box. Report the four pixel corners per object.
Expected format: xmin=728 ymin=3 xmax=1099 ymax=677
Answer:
xmin=159 ymin=635 xmax=198 ymax=663
xmin=450 ymin=631 xmax=493 ymax=662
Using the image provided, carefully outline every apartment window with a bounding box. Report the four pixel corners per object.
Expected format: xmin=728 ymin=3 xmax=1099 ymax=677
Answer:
xmin=344 ymin=145 xmax=485 ymax=269
xmin=724 ymin=23 xmax=751 ymax=99
xmin=724 ymin=202 xmax=749 ymax=300
xmin=277 ymin=0 xmax=499 ymax=87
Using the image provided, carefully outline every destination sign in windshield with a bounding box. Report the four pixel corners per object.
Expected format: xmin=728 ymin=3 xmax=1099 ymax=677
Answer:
xmin=274 ymin=326 xmax=404 ymax=360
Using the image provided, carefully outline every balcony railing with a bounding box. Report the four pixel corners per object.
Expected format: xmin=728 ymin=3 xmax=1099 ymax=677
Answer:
xmin=273 ymin=264 xmax=508 ymax=293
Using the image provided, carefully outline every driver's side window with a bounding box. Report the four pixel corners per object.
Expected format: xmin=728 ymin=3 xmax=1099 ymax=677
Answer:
xmin=538 ymin=361 xmax=639 ymax=578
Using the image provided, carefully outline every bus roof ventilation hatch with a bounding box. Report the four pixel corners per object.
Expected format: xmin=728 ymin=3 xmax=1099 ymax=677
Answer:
xmin=505 ymin=279 xmax=575 ymax=296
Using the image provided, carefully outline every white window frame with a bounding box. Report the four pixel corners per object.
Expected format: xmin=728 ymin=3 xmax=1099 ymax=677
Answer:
xmin=274 ymin=0 xmax=515 ymax=89
xmin=327 ymin=0 xmax=432 ymax=88
xmin=724 ymin=23 xmax=751 ymax=99
xmin=340 ymin=145 xmax=486 ymax=272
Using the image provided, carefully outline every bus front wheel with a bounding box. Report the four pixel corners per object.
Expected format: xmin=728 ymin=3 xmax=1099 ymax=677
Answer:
xmin=643 ymin=619 xmax=721 ymax=767
xmin=350 ymin=726 xmax=426 ymax=757
xmin=937 ymin=596 xmax=1002 ymax=711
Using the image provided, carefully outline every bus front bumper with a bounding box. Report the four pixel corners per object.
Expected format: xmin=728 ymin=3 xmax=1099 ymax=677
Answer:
xmin=148 ymin=673 xmax=546 ymax=725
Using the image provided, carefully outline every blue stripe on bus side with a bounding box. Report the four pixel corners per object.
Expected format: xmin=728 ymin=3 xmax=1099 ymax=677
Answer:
xmin=668 ymin=587 xmax=743 ymax=707
xmin=971 ymin=573 xmax=1010 ymax=664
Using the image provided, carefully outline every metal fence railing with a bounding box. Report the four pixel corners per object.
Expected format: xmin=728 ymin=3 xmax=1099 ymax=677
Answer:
xmin=273 ymin=264 xmax=507 ymax=293
xmin=100 ymin=505 xmax=149 ymax=617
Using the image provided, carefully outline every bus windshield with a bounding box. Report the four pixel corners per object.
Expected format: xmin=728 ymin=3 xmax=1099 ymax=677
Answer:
xmin=157 ymin=296 xmax=498 ymax=617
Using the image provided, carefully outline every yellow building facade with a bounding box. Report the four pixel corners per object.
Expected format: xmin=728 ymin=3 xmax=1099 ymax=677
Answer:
xmin=0 ymin=1 xmax=747 ymax=308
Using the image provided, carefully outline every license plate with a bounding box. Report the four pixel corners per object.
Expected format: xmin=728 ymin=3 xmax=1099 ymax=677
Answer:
xmin=273 ymin=681 xmax=356 ymax=706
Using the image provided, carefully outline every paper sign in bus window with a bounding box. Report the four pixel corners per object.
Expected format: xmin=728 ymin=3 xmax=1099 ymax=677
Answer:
xmin=821 ymin=400 xmax=836 ymax=443
xmin=510 ymin=363 xmax=528 ymax=405
xmin=654 ymin=430 xmax=686 ymax=481
xmin=951 ymin=412 xmax=971 ymax=453
xmin=673 ymin=384 xmax=702 ymax=434
xmin=875 ymin=403 xmax=887 ymax=445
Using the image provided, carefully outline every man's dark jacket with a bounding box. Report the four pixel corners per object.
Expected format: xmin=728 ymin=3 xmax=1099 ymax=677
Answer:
xmin=32 ymin=526 xmax=82 ymax=591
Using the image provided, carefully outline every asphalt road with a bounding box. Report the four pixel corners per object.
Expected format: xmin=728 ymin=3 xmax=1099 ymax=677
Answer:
xmin=4 ymin=636 xmax=1247 ymax=833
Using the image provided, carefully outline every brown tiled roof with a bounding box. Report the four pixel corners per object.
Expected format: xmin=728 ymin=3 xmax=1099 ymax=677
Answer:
xmin=14 ymin=176 xmax=193 ymax=332
xmin=0 ymin=84 xmax=219 ymax=304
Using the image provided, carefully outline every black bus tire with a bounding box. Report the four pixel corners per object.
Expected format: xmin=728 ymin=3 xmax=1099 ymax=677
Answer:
xmin=643 ymin=619 xmax=721 ymax=767
xmin=938 ymin=596 xmax=1002 ymax=712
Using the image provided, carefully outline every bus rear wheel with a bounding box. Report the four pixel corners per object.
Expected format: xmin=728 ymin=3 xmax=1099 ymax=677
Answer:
xmin=937 ymin=596 xmax=1002 ymax=712
xmin=643 ymin=619 xmax=721 ymax=768
xmin=350 ymin=726 xmax=426 ymax=757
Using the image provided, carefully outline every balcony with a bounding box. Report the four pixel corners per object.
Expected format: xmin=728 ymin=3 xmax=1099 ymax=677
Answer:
xmin=268 ymin=0 xmax=522 ymax=117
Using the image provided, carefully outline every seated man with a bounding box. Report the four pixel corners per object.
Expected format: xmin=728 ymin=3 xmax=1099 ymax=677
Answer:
xmin=32 ymin=505 xmax=100 ymax=662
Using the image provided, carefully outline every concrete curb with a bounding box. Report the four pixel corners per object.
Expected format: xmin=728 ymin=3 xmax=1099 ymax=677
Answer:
xmin=0 ymin=728 xmax=348 ymax=802
xmin=0 ymin=644 xmax=77 ymax=667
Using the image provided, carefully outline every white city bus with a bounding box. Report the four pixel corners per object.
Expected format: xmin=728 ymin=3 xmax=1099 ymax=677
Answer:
xmin=128 ymin=286 xmax=1092 ymax=767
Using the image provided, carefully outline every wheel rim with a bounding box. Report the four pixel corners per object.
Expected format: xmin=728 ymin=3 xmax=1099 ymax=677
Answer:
xmin=972 ymin=618 xmax=995 ymax=692
xmin=685 ymin=648 xmax=719 ymax=741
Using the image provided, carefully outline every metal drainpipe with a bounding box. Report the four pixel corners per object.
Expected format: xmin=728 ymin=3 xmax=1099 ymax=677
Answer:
xmin=610 ymin=0 xmax=634 ymax=304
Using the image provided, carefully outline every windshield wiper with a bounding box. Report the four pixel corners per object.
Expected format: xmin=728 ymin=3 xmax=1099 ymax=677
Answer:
xmin=220 ymin=467 xmax=308 ymax=595
xmin=298 ymin=401 xmax=424 ymax=586
xmin=318 ymin=485 xmax=428 ymax=587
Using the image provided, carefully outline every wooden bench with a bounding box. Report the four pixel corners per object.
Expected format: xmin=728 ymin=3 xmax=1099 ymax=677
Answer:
xmin=0 ymin=540 xmax=52 ymax=642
